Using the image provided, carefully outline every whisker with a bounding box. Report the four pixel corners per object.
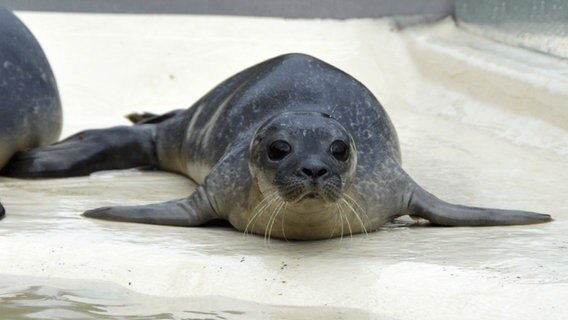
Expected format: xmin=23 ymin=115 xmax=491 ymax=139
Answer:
xmin=267 ymin=201 xmax=286 ymax=244
xmin=244 ymin=193 xmax=274 ymax=235
xmin=244 ymin=190 xmax=279 ymax=236
xmin=341 ymin=198 xmax=368 ymax=236
xmin=263 ymin=209 xmax=274 ymax=245
xmin=328 ymin=203 xmax=340 ymax=239
xmin=263 ymin=197 xmax=282 ymax=245
xmin=344 ymin=193 xmax=369 ymax=221
xmin=280 ymin=203 xmax=289 ymax=242
xmin=337 ymin=202 xmax=345 ymax=241
xmin=338 ymin=201 xmax=353 ymax=239
xmin=265 ymin=201 xmax=281 ymax=242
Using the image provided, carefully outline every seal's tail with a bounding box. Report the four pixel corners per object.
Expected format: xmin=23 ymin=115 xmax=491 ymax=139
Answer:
xmin=406 ymin=184 xmax=552 ymax=226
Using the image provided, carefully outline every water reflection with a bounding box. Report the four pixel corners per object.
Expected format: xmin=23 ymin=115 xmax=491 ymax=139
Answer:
xmin=0 ymin=276 xmax=386 ymax=320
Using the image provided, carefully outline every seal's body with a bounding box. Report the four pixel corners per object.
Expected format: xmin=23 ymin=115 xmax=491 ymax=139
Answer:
xmin=0 ymin=6 xmax=62 ymax=218
xmin=3 ymin=54 xmax=550 ymax=239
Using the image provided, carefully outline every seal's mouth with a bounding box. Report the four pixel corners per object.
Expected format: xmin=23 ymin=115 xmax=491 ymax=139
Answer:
xmin=274 ymin=174 xmax=343 ymax=204
xmin=301 ymin=192 xmax=321 ymax=200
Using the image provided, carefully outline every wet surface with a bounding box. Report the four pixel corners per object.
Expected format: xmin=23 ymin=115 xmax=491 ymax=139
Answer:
xmin=1 ymin=168 xmax=566 ymax=281
xmin=0 ymin=12 xmax=566 ymax=320
xmin=0 ymin=276 xmax=385 ymax=319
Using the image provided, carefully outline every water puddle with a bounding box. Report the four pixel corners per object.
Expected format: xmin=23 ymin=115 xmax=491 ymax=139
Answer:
xmin=0 ymin=276 xmax=386 ymax=320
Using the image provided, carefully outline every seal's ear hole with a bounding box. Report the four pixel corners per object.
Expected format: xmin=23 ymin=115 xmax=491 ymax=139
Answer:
xmin=268 ymin=140 xmax=291 ymax=161
xmin=330 ymin=140 xmax=349 ymax=162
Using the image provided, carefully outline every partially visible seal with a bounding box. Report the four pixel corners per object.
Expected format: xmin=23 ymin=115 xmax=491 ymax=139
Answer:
xmin=3 ymin=53 xmax=550 ymax=239
xmin=0 ymin=5 xmax=62 ymax=218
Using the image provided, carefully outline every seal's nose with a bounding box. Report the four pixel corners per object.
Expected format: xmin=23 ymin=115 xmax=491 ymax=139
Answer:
xmin=299 ymin=160 xmax=330 ymax=179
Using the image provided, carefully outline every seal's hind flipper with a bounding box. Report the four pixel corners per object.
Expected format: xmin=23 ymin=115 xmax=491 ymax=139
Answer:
xmin=126 ymin=109 xmax=185 ymax=125
xmin=83 ymin=186 xmax=218 ymax=227
xmin=406 ymin=184 xmax=551 ymax=226
xmin=126 ymin=112 xmax=158 ymax=124
xmin=1 ymin=125 xmax=157 ymax=178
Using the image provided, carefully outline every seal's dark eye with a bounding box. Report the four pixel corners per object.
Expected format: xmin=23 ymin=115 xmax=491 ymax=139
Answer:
xmin=268 ymin=140 xmax=291 ymax=161
xmin=330 ymin=140 xmax=349 ymax=162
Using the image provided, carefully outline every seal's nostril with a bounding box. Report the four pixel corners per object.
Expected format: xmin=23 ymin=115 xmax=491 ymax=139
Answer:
xmin=302 ymin=167 xmax=314 ymax=177
xmin=301 ymin=166 xmax=328 ymax=178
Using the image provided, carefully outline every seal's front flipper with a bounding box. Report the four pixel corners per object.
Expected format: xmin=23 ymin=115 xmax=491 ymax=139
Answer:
xmin=83 ymin=186 xmax=218 ymax=227
xmin=0 ymin=201 xmax=5 ymax=220
xmin=2 ymin=125 xmax=157 ymax=178
xmin=406 ymin=184 xmax=551 ymax=226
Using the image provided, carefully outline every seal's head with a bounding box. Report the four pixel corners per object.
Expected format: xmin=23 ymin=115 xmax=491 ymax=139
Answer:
xmin=249 ymin=112 xmax=357 ymax=210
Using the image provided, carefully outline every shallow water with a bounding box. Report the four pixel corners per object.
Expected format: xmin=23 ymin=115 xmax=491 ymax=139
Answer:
xmin=0 ymin=12 xmax=566 ymax=320
xmin=0 ymin=276 xmax=385 ymax=320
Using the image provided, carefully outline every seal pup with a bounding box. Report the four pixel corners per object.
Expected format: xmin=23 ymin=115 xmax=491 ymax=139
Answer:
xmin=3 ymin=53 xmax=550 ymax=239
xmin=0 ymin=5 xmax=62 ymax=218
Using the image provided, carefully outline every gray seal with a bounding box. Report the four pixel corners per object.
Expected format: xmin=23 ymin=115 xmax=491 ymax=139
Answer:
xmin=3 ymin=53 xmax=550 ymax=239
xmin=0 ymin=5 xmax=62 ymax=219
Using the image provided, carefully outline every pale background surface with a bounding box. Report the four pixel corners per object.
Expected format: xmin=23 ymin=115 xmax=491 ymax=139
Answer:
xmin=0 ymin=12 xmax=567 ymax=319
